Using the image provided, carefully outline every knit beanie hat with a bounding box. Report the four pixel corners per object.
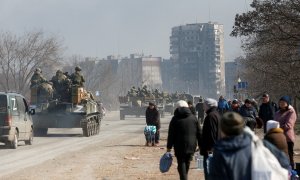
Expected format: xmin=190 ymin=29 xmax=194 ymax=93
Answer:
xmin=221 ymin=112 xmax=245 ymax=136
xmin=204 ymin=98 xmax=218 ymax=108
xmin=266 ymin=120 xmax=279 ymax=132
xmin=176 ymin=100 xmax=189 ymax=108
xmin=279 ymin=95 xmax=291 ymax=105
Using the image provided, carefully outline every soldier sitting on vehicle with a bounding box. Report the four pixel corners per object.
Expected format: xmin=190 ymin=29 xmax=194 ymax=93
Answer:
xmin=50 ymin=70 xmax=67 ymax=99
xmin=30 ymin=68 xmax=47 ymax=88
xmin=70 ymin=66 xmax=85 ymax=87
xmin=130 ymin=86 xmax=137 ymax=97
xmin=38 ymin=82 xmax=54 ymax=103
xmin=63 ymin=72 xmax=71 ymax=79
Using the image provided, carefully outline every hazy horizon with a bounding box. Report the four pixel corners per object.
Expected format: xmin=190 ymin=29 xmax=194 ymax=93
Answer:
xmin=0 ymin=0 xmax=252 ymax=61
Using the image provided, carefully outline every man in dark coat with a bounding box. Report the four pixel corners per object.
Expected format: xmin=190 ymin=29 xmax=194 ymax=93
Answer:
xmin=167 ymin=100 xmax=201 ymax=180
xmin=195 ymin=97 xmax=205 ymax=124
xmin=259 ymin=93 xmax=278 ymax=133
xmin=209 ymin=112 xmax=289 ymax=180
xmin=239 ymin=99 xmax=258 ymax=131
xmin=199 ymin=98 xmax=221 ymax=179
xmin=187 ymin=100 xmax=196 ymax=116
xmin=229 ymin=99 xmax=240 ymax=113
xmin=145 ymin=102 xmax=160 ymax=146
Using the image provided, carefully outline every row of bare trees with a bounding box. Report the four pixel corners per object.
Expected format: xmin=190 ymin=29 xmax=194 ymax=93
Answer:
xmin=0 ymin=31 xmax=63 ymax=96
xmin=231 ymin=0 xmax=300 ymax=104
xmin=0 ymin=30 xmax=121 ymax=107
xmin=64 ymin=56 xmax=120 ymax=108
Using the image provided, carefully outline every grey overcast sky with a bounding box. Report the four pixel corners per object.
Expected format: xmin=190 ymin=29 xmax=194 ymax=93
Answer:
xmin=0 ymin=0 xmax=252 ymax=61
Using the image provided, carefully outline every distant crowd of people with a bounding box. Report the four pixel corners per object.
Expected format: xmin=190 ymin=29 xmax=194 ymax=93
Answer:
xmin=145 ymin=93 xmax=298 ymax=180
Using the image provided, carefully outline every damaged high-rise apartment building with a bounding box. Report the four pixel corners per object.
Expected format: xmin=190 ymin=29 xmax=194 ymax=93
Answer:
xmin=169 ymin=22 xmax=225 ymax=98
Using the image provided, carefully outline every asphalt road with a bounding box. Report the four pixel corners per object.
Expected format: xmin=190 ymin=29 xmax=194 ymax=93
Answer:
xmin=0 ymin=111 xmax=151 ymax=178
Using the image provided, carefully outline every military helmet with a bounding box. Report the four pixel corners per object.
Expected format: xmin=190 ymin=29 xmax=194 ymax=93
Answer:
xmin=35 ymin=68 xmax=42 ymax=73
xmin=75 ymin=66 xmax=81 ymax=71
xmin=56 ymin=70 xmax=63 ymax=74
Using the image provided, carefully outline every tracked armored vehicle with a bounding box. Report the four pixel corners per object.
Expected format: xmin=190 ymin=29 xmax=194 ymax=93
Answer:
xmin=31 ymin=84 xmax=103 ymax=137
xmin=164 ymin=93 xmax=195 ymax=115
xmin=119 ymin=96 xmax=165 ymax=120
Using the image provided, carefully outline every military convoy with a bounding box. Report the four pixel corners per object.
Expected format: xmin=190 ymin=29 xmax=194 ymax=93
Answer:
xmin=119 ymin=86 xmax=166 ymax=120
xmin=164 ymin=93 xmax=197 ymax=115
xmin=119 ymin=86 xmax=196 ymax=119
xmin=30 ymin=67 xmax=104 ymax=137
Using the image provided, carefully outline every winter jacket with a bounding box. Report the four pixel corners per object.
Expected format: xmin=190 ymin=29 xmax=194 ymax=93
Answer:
xmin=229 ymin=106 xmax=240 ymax=113
xmin=259 ymin=102 xmax=278 ymax=121
xmin=217 ymin=99 xmax=229 ymax=112
xmin=166 ymin=107 xmax=201 ymax=157
xmin=199 ymin=107 xmax=221 ymax=156
xmin=195 ymin=102 xmax=205 ymax=120
xmin=189 ymin=106 xmax=196 ymax=116
xmin=275 ymin=105 xmax=297 ymax=143
xmin=259 ymin=102 xmax=278 ymax=132
xmin=239 ymin=105 xmax=257 ymax=118
xmin=218 ymin=99 xmax=229 ymax=110
xmin=209 ymin=133 xmax=252 ymax=180
xmin=208 ymin=132 xmax=290 ymax=180
xmin=262 ymin=140 xmax=290 ymax=170
xmin=264 ymin=128 xmax=289 ymax=158
xmin=145 ymin=107 xmax=160 ymax=129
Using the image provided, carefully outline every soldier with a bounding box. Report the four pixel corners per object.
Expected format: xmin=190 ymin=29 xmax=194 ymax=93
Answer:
xmin=38 ymin=81 xmax=54 ymax=103
xmin=30 ymin=68 xmax=47 ymax=88
xmin=129 ymin=86 xmax=137 ymax=97
xmin=50 ymin=70 xmax=67 ymax=99
xmin=70 ymin=66 xmax=85 ymax=87
xmin=64 ymin=72 xmax=71 ymax=79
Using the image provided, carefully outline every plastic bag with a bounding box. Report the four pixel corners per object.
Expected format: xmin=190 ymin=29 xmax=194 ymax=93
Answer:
xmin=159 ymin=152 xmax=173 ymax=173
xmin=244 ymin=127 xmax=288 ymax=180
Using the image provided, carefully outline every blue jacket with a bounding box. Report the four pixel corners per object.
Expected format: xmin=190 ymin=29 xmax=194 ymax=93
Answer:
xmin=218 ymin=99 xmax=229 ymax=111
xmin=208 ymin=133 xmax=290 ymax=180
xmin=208 ymin=133 xmax=252 ymax=180
xmin=239 ymin=105 xmax=257 ymax=118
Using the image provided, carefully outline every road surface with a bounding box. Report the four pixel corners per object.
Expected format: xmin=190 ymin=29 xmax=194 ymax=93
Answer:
xmin=0 ymin=111 xmax=204 ymax=180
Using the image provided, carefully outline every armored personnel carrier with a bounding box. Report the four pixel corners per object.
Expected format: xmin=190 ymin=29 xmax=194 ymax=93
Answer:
xmin=164 ymin=93 xmax=195 ymax=115
xmin=31 ymin=84 xmax=103 ymax=137
xmin=119 ymin=96 xmax=165 ymax=120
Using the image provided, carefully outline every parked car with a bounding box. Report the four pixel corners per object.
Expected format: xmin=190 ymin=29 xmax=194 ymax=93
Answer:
xmin=0 ymin=92 xmax=34 ymax=149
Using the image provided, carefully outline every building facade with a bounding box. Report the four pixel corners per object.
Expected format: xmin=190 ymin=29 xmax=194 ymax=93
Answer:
xmin=225 ymin=61 xmax=238 ymax=100
xmin=169 ymin=22 xmax=225 ymax=98
xmin=118 ymin=54 xmax=163 ymax=95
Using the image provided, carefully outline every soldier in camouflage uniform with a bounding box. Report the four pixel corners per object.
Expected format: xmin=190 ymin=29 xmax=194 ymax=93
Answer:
xmin=70 ymin=66 xmax=85 ymax=87
xmin=30 ymin=68 xmax=47 ymax=88
xmin=50 ymin=70 xmax=68 ymax=99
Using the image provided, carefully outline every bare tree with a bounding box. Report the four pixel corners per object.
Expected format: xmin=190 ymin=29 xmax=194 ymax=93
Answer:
xmin=231 ymin=0 xmax=300 ymax=102
xmin=0 ymin=31 xmax=63 ymax=95
xmin=65 ymin=56 xmax=120 ymax=107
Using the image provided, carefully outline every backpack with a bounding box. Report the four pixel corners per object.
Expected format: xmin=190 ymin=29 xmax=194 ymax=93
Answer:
xmin=244 ymin=127 xmax=288 ymax=180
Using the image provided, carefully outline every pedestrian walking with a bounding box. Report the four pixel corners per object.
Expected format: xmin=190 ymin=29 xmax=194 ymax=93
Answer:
xmin=264 ymin=120 xmax=289 ymax=158
xmin=166 ymin=100 xmax=201 ymax=180
xmin=275 ymin=96 xmax=297 ymax=169
xmin=199 ymin=98 xmax=221 ymax=179
xmin=239 ymin=99 xmax=258 ymax=131
xmin=195 ymin=98 xmax=205 ymax=124
xmin=258 ymin=93 xmax=278 ymax=133
xmin=145 ymin=102 xmax=160 ymax=146
xmin=217 ymin=96 xmax=229 ymax=115
xmin=229 ymin=99 xmax=240 ymax=113
xmin=187 ymin=100 xmax=196 ymax=116
xmin=208 ymin=112 xmax=289 ymax=180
